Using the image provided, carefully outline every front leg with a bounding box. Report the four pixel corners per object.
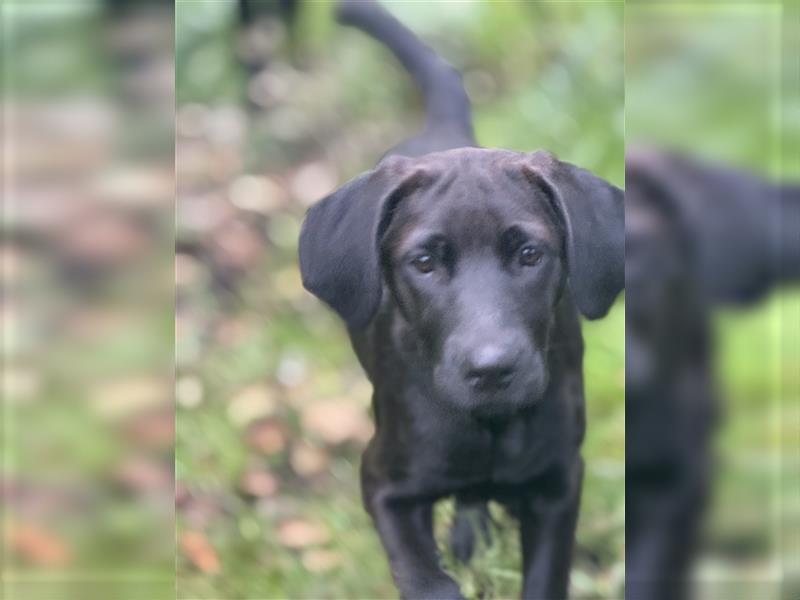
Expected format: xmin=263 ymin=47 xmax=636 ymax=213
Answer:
xmin=518 ymin=458 xmax=583 ymax=600
xmin=362 ymin=482 xmax=464 ymax=600
xmin=626 ymin=465 xmax=707 ymax=600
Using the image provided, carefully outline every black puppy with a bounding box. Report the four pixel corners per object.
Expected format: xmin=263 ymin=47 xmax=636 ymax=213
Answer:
xmin=625 ymin=146 xmax=800 ymax=600
xmin=299 ymin=2 xmax=624 ymax=599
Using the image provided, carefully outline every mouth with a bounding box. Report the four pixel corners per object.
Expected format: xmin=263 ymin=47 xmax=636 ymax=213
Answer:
xmin=460 ymin=376 xmax=547 ymax=419
xmin=468 ymin=395 xmax=540 ymax=421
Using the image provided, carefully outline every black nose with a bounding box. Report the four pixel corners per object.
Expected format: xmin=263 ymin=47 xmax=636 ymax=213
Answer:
xmin=465 ymin=345 xmax=517 ymax=391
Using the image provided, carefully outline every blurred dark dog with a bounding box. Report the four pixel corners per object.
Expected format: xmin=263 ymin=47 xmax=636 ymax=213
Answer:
xmin=625 ymin=145 xmax=799 ymax=600
xmin=299 ymin=2 xmax=624 ymax=599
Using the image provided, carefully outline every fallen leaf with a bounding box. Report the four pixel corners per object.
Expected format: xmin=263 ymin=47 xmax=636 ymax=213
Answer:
xmin=277 ymin=519 xmax=330 ymax=549
xmin=228 ymin=175 xmax=286 ymax=214
xmin=245 ymin=419 xmax=286 ymax=455
xmin=289 ymin=442 xmax=330 ymax=478
xmin=301 ymin=548 xmax=342 ymax=573
xmin=239 ymin=469 xmax=279 ymax=499
xmin=211 ymin=219 xmax=263 ymax=271
xmin=227 ymin=385 xmax=277 ymax=428
xmin=180 ymin=531 xmax=221 ymax=574
xmin=124 ymin=410 xmax=174 ymax=448
xmin=301 ymin=399 xmax=373 ymax=445
xmin=9 ymin=524 xmax=72 ymax=567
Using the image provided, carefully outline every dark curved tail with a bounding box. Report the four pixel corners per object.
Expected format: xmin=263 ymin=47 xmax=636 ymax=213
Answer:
xmin=337 ymin=0 xmax=474 ymax=144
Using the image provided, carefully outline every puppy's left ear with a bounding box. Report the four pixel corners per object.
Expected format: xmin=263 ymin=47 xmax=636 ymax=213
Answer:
xmin=523 ymin=151 xmax=624 ymax=319
xmin=299 ymin=157 xmax=429 ymax=329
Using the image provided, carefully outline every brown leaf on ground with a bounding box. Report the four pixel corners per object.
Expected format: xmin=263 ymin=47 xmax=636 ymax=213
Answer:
xmin=180 ymin=531 xmax=221 ymax=574
xmin=289 ymin=442 xmax=330 ymax=478
xmin=211 ymin=219 xmax=264 ymax=271
xmin=301 ymin=399 xmax=373 ymax=445
xmin=239 ymin=469 xmax=279 ymax=499
xmin=245 ymin=418 xmax=287 ymax=455
xmin=228 ymin=174 xmax=287 ymax=215
xmin=9 ymin=524 xmax=72 ymax=567
xmin=227 ymin=384 xmax=277 ymax=428
xmin=301 ymin=548 xmax=342 ymax=573
xmin=124 ymin=410 xmax=174 ymax=449
xmin=276 ymin=519 xmax=330 ymax=549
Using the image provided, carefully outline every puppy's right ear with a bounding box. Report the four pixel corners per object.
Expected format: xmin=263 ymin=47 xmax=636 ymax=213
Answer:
xmin=299 ymin=157 xmax=426 ymax=329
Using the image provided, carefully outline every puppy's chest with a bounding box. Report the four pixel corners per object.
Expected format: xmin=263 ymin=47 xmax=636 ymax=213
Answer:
xmin=428 ymin=417 xmax=562 ymax=487
xmin=485 ymin=419 xmax=562 ymax=484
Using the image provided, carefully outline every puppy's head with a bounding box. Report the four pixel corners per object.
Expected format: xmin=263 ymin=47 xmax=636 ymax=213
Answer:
xmin=300 ymin=148 xmax=623 ymax=416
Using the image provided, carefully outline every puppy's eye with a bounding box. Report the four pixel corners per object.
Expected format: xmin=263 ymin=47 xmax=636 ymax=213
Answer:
xmin=411 ymin=253 xmax=436 ymax=274
xmin=518 ymin=245 xmax=543 ymax=267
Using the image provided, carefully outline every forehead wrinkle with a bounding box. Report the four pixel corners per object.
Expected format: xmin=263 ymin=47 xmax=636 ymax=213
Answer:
xmin=460 ymin=175 xmax=562 ymax=247
xmin=431 ymin=170 xmax=457 ymax=196
xmin=442 ymin=202 xmax=504 ymax=251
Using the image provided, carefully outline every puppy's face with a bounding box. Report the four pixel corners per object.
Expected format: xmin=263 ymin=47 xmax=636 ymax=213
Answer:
xmin=381 ymin=167 xmax=567 ymax=418
xmin=300 ymin=147 xmax=624 ymax=415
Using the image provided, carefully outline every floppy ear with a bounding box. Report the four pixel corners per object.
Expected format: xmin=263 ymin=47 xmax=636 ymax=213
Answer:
xmin=523 ymin=151 xmax=625 ymax=320
xmin=298 ymin=157 xmax=426 ymax=329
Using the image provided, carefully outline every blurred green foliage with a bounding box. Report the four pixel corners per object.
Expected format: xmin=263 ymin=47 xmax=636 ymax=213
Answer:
xmin=627 ymin=5 xmax=798 ymax=599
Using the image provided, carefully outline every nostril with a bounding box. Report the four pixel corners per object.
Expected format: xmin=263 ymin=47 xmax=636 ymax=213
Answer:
xmin=465 ymin=346 xmax=517 ymax=390
xmin=467 ymin=367 xmax=514 ymax=388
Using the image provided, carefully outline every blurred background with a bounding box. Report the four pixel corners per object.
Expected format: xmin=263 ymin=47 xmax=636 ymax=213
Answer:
xmin=175 ymin=2 xmax=623 ymax=599
xmin=3 ymin=1 xmax=796 ymax=600
xmin=3 ymin=1 xmax=175 ymax=599
xmin=627 ymin=3 xmax=798 ymax=600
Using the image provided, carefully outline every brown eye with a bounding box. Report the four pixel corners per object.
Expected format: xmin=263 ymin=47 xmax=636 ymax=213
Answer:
xmin=411 ymin=253 xmax=435 ymax=274
xmin=519 ymin=245 xmax=543 ymax=267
